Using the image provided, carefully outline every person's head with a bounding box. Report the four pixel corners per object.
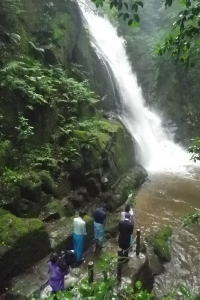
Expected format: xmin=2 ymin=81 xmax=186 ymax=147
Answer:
xmin=79 ymin=210 xmax=85 ymax=218
xmin=102 ymin=203 xmax=111 ymax=212
xmin=125 ymin=204 xmax=130 ymax=213
xmin=49 ymin=252 xmax=58 ymax=264
xmin=58 ymin=256 xmax=67 ymax=271
xmin=124 ymin=212 xmax=131 ymax=220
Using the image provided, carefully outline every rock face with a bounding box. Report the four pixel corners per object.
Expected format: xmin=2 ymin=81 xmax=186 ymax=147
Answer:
xmin=0 ymin=210 xmax=50 ymax=290
xmin=125 ymin=253 xmax=154 ymax=291
xmin=18 ymin=0 xmax=119 ymax=111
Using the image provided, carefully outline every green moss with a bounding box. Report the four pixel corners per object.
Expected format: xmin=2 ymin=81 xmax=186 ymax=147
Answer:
xmin=50 ymin=11 xmax=77 ymax=63
xmin=150 ymin=226 xmax=172 ymax=262
xmin=51 ymin=13 xmax=69 ymax=42
xmin=19 ymin=172 xmax=42 ymax=202
xmin=44 ymin=199 xmax=75 ymax=218
xmin=39 ymin=170 xmax=56 ymax=195
xmin=110 ymin=125 xmax=135 ymax=175
xmin=0 ymin=211 xmax=50 ymax=283
xmin=0 ymin=140 xmax=11 ymax=172
xmin=0 ymin=212 xmax=44 ymax=247
xmin=0 ymin=208 xmax=9 ymax=216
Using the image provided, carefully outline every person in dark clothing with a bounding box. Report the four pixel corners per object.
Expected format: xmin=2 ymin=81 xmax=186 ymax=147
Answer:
xmin=93 ymin=206 xmax=107 ymax=248
xmin=118 ymin=213 xmax=134 ymax=260
xmin=60 ymin=250 xmax=76 ymax=268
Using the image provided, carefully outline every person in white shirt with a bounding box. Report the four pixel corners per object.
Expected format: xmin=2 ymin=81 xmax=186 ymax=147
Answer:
xmin=73 ymin=211 xmax=86 ymax=262
xmin=121 ymin=204 xmax=134 ymax=224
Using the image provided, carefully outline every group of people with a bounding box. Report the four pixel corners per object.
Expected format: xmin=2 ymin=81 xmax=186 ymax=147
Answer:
xmin=43 ymin=203 xmax=134 ymax=296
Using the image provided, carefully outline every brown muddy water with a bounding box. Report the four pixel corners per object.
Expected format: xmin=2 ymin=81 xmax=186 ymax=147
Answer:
xmin=135 ymin=166 xmax=200 ymax=297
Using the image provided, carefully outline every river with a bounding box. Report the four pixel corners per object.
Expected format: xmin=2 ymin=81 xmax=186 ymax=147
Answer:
xmin=135 ymin=167 xmax=200 ymax=297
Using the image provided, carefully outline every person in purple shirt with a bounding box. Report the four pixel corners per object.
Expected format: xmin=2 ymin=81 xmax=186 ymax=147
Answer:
xmin=48 ymin=253 xmax=69 ymax=293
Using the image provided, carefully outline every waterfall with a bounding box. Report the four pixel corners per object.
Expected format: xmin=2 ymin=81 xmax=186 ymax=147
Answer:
xmin=77 ymin=0 xmax=192 ymax=173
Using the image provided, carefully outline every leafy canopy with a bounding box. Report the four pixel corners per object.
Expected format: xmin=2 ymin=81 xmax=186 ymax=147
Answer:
xmin=158 ymin=0 xmax=200 ymax=64
xmin=91 ymin=0 xmax=200 ymax=63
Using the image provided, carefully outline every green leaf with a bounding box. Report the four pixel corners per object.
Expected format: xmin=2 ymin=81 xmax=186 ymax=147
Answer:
xmin=134 ymin=13 xmax=140 ymax=22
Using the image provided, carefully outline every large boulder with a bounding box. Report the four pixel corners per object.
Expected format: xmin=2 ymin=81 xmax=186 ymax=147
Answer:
xmin=0 ymin=210 xmax=50 ymax=290
xmin=40 ymin=198 xmax=75 ymax=222
xmin=110 ymin=167 xmax=147 ymax=210
xmin=148 ymin=226 xmax=172 ymax=262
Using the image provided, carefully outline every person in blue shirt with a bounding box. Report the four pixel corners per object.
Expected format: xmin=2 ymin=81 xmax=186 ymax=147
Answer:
xmin=93 ymin=205 xmax=107 ymax=248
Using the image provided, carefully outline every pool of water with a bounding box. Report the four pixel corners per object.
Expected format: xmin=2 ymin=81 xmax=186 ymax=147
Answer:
xmin=135 ymin=166 xmax=200 ymax=297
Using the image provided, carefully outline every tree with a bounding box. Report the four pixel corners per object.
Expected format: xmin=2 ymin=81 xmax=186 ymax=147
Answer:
xmin=158 ymin=0 xmax=200 ymax=64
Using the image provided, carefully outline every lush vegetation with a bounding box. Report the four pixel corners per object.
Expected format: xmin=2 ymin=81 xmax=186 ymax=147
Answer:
xmin=182 ymin=209 xmax=200 ymax=226
xmin=31 ymin=254 xmax=200 ymax=299
xmin=158 ymin=0 xmax=200 ymax=64
xmin=0 ymin=55 xmax=103 ymax=207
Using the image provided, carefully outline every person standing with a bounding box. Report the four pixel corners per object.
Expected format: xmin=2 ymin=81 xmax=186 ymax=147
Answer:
xmin=93 ymin=205 xmax=107 ymax=248
xmin=73 ymin=211 xmax=86 ymax=262
xmin=118 ymin=213 xmax=134 ymax=261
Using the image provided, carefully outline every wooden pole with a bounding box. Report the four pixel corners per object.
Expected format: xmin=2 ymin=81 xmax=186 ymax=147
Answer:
xmin=88 ymin=261 xmax=94 ymax=283
xmin=136 ymin=229 xmax=140 ymax=256
xmin=117 ymin=250 xmax=122 ymax=283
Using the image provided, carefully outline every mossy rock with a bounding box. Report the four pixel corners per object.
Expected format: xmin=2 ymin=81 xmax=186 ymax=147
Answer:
xmin=0 ymin=140 xmax=11 ymax=172
xmin=108 ymin=165 xmax=147 ymax=210
xmin=0 ymin=212 xmax=50 ymax=285
xmin=20 ymin=180 xmax=42 ymax=203
xmin=149 ymin=226 xmax=172 ymax=262
xmin=19 ymin=173 xmax=42 ymax=202
xmin=60 ymin=197 xmax=75 ymax=217
xmin=39 ymin=170 xmax=56 ymax=195
xmin=41 ymin=198 xmax=75 ymax=221
xmin=0 ymin=183 xmax=21 ymax=209
xmin=0 ymin=208 xmax=9 ymax=216
xmin=9 ymin=198 xmax=41 ymax=218
xmin=108 ymin=123 xmax=135 ymax=180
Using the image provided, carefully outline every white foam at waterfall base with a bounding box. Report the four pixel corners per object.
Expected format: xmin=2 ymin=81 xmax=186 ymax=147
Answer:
xmin=77 ymin=0 xmax=195 ymax=174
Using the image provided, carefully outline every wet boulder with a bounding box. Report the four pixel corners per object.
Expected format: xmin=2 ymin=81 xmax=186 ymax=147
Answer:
xmin=0 ymin=210 xmax=50 ymax=289
xmin=40 ymin=198 xmax=75 ymax=222
xmin=20 ymin=179 xmax=42 ymax=203
xmin=9 ymin=198 xmax=41 ymax=218
xmin=148 ymin=226 xmax=172 ymax=262
xmin=85 ymin=177 xmax=101 ymax=197
xmin=109 ymin=167 xmax=147 ymax=209
xmin=39 ymin=171 xmax=57 ymax=196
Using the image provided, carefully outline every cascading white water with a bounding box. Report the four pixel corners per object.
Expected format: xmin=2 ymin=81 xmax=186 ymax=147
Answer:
xmin=77 ymin=0 xmax=192 ymax=173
